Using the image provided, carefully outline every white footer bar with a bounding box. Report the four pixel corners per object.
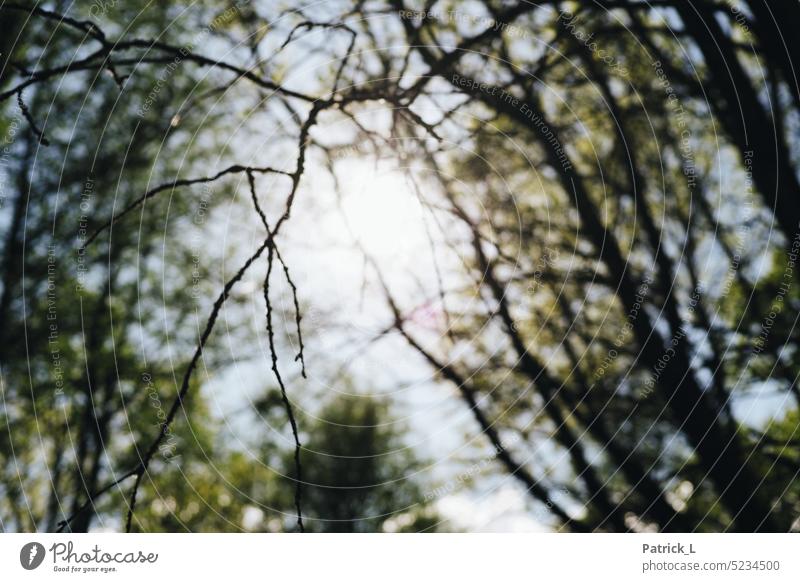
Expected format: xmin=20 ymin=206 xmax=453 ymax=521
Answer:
xmin=1 ymin=534 xmax=798 ymax=581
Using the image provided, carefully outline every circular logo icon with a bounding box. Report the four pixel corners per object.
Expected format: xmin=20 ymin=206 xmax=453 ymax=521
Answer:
xmin=20 ymin=542 xmax=46 ymax=570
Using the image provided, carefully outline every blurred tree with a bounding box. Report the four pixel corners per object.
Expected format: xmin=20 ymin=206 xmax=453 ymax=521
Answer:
xmin=285 ymin=391 xmax=439 ymax=532
xmin=2 ymin=0 xmax=800 ymax=534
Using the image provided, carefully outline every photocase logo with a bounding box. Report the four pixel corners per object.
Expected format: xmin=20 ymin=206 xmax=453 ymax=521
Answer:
xmin=20 ymin=542 xmax=46 ymax=570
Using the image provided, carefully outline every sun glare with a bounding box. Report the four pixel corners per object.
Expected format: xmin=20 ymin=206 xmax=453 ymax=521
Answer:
xmin=337 ymin=162 xmax=432 ymax=264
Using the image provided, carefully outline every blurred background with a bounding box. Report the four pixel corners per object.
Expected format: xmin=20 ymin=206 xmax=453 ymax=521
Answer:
xmin=1 ymin=0 xmax=799 ymax=532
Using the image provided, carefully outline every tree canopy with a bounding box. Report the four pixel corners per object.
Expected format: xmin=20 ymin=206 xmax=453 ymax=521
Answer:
xmin=1 ymin=0 xmax=799 ymax=533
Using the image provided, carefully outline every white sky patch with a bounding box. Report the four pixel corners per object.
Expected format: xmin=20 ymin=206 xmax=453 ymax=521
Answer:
xmin=436 ymin=485 xmax=551 ymax=532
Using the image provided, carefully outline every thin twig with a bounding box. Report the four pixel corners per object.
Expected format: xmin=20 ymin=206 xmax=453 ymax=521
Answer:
xmin=17 ymin=90 xmax=50 ymax=146
xmin=84 ymin=165 xmax=291 ymax=248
